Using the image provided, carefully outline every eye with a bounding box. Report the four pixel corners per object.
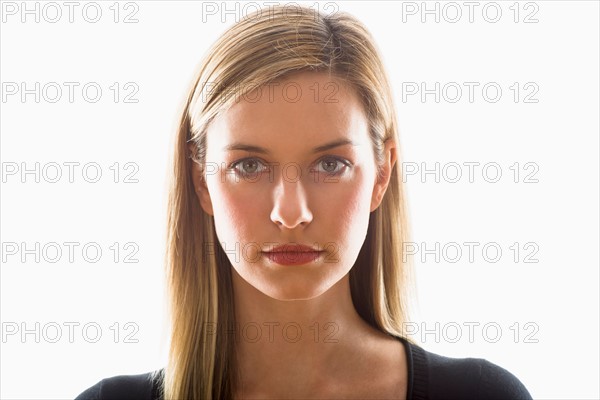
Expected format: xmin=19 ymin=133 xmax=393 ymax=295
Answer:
xmin=312 ymin=157 xmax=350 ymax=176
xmin=229 ymin=158 xmax=269 ymax=177
xmin=228 ymin=156 xmax=351 ymax=179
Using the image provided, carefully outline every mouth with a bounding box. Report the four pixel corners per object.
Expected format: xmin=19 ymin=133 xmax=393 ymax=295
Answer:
xmin=262 ymin=250 xmax=324 ymax=266
xmin=264 ymin=244 xmax=322 ymax=253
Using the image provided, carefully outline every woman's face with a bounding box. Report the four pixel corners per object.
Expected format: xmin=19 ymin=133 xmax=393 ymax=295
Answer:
xmin=190 ymin=71 xmax=396 ymax=300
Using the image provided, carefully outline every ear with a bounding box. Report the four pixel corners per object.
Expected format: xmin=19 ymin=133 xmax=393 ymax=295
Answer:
xmin=370 ymin=138 xmax=397 ymax=213
xmin=188 ymin=142 xmax=214 ymax=216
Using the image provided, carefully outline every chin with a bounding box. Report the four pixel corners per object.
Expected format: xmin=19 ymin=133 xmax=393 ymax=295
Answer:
xmin=262 ymin=281 xmax=331 ymax=301
xmin=269 ymin=292 xmax=323 ymax=302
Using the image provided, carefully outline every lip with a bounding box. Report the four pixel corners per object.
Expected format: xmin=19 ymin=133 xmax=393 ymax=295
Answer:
xmin=262 ymin=243 xmax=325 ymax=265
xmin=265 ymin=244 xmax=322 ymax=253
xmin=263 ymin=250 xmax=324 ymax=265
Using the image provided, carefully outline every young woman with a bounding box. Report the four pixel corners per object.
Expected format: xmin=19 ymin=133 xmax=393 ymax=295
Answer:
xmin=75 ymin=4 xmax=533 ymax=399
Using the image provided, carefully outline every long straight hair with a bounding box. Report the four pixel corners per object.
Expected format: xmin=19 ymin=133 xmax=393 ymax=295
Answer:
xmin=160 ymin=4 xmax=417 ymax=399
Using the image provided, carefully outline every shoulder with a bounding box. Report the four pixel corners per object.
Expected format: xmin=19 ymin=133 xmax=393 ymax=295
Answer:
xmin=406 ymin=340 xmax=532 ymax=399
xmin=74 ymin=369 xmax=163 ymax=400
xmin=475 ymin=358 xmax=533 ymax=399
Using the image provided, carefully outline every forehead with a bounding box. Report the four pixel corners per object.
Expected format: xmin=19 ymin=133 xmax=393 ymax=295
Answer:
xmin=207 ymin=72 xmax=369 ymax=151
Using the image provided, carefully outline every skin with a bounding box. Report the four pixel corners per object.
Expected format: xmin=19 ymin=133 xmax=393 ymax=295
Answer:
xmin=189 ymin=71 xmax=407 ymax=399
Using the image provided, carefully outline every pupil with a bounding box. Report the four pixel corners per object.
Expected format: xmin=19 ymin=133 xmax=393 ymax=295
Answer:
xmin=244 ymin=161 xmax=257 ymax=173
xmin=324 ymin=161 xmax=336 ymax=172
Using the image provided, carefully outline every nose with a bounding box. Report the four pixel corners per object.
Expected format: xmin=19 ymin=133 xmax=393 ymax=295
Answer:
xmin=270 ymin=173 xmax=313 ymax=229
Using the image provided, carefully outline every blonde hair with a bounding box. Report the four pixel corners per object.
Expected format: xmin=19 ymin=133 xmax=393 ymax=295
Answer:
xmin=161 ymin=4 xmax=417 ymax=399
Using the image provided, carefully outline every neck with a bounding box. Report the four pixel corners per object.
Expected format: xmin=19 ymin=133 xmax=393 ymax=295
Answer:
xmin=230 ymin=268 xmax=382 ymax=396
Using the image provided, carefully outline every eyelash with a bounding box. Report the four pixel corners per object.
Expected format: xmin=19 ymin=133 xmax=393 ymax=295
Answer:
xmin=228 ymin=156 xmax=352 ymax=178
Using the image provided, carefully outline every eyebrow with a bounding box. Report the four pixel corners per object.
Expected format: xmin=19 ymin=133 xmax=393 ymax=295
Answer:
xmin=222 ymin=138 xmax=358 ymax=155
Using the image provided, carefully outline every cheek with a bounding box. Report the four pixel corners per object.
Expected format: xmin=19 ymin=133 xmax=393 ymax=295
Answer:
xmin=318 ymin=186 xmax=361 ymax=222
xmin=207 ymin=178 xmax=267 ymax=241
xmin=314 ymin=172 xmax=374 ymax=244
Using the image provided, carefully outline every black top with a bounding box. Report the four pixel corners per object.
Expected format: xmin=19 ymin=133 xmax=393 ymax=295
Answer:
xmin=74 ymin=336 xmax=533 ymax=399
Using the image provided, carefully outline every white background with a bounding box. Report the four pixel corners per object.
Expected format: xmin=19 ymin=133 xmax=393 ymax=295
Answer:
xmin=1 ymin=1 xmax=598 ymax=399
